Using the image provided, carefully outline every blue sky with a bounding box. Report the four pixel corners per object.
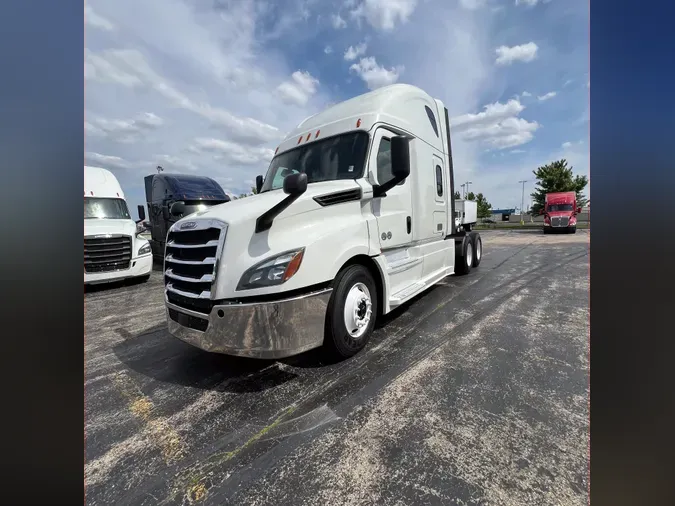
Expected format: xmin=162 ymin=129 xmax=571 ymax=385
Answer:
xmin=85 ymin=0 xmax=589 ymax=216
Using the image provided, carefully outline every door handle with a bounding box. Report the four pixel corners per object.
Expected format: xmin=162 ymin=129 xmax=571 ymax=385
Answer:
xmin=406 ymin=216 xmax=412 ymax=234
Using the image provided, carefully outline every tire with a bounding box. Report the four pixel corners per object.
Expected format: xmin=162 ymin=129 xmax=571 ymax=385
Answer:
xmin=137 ymin=274 xmax=151 ymax=283
xmin=324 ymin=264 xmax=378 ymax=360
xmin=469 ymin=231 xmax=482 ymax=268
xmin=569 ymin=226 xmax=577 ymax=234
xmin=455 ymin=237 xmax=473 ymax=276
xmin=543 ymin=228 xmax=550 ymax=234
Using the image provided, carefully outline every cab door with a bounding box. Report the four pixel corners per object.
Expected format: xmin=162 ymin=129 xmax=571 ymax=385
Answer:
xmin=368 ymin=127 xmax=414 ymax=250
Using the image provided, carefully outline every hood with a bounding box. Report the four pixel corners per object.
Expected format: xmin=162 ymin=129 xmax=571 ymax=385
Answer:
xmin=180 ymin=180 xmax=361 ymax=226
xmin=84 ymin=218 xmax=137 ymax=238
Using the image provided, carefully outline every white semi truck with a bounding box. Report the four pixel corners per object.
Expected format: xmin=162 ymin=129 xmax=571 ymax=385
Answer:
xmin=163 ymin=84 xmax=483 ymax=359
xmin=84 ymin=166 xmax=153 ymax=285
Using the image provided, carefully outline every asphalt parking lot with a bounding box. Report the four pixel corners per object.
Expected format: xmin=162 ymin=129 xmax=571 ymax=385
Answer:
xmin=85 ymin=229 xmax=590 ymax=506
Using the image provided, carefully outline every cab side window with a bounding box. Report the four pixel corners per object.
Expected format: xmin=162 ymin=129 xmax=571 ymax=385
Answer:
xmin=376 ymin=137 xmax=392 ymax=183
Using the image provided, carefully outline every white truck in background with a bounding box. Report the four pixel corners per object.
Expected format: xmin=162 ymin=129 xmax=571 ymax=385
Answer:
xmin=163 ymin=84 xmax=483 ymax=360
xmin=84 ymin=166 xmax=153 ymax=285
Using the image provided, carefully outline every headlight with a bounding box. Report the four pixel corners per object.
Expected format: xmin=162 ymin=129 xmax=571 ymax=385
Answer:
xmin=237 ymin=248 xmax=305 ymax=290
xmin=138 ymin=243 xmax=151 ymax=256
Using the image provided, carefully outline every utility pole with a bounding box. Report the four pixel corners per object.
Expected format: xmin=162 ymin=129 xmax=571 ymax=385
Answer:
xmin=518 ymin=180 xmax=528 ymax=225
xmin=460 ymin=183 xmax=466 ymax=198
xmin=464 ymin=181 xmax=473 ymax=198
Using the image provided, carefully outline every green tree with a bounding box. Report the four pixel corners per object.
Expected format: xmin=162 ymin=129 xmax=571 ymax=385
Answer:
xmin=251 ymin=186 xmax=259 ymax=195
xmin=475 ymin=193 xmax=492 ymax=219
xmin=529 ymin=159 xmax=588 ymax=214
xmin=466 ymin=191 xmax=476 ymax=201
xmin=454 ymin=191 xmax=461 ymax=200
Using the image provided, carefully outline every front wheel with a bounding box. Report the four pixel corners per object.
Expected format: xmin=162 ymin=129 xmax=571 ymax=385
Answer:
xmin=324 ymin=264 xmax=378 ymax=360
xmin=568 ymin=226 xmax=577 ymax=234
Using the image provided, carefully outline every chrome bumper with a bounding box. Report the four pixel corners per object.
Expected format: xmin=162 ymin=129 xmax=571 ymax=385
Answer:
xmin=165 ymin=288 xmax=333 ymax=359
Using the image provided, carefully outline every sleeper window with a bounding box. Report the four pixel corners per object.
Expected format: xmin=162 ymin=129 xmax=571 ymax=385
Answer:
xmin=435 ymin=165 xmax=443 ymax=196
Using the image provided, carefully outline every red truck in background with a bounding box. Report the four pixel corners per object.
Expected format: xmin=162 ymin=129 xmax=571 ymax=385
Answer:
xmin=541 ymin=191 xmax=581 ymax=234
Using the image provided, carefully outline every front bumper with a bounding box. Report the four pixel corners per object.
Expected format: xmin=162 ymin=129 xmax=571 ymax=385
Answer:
xmin=84 ymin=254 xmax=153 ymax=284
xmin=165 ymin=288 xmax=333 ymax=359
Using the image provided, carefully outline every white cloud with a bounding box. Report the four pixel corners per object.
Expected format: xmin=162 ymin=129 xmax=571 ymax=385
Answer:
xmin=190 ymin=138 xmax=275 ymax=166
xmin=452 ymin=98 xmax=540 ymax=149
xmin=537 ymin=91 xmax=557 ymax=101
xmin=85 ymin=152 xmax=135 ymax=170
xmin=510 ymin=149 xmax=526 ymax=154
xmin=349 ymin=0 xmax=418 ymax=31
xmin=276 ymin=70 xmax=320 ymax=107
xmin=563 ymin=79 xmax=574 ymax=87
xmin=452 ymin=99 xmax=525 ymax=129
xmin=515 ymin=0 xmax=541 ymax=6
xmin=562 ymin=141 xmax=572 ymax=148
xmin=349 ymin=57 xmax=404 ymax=90
xmin=85 ymin=5 xmax=115 ymax=32
xmin=495 ymin=42 xmax=539 ymax=65
xmin=459 ymin=0 xmax=488 ymax=9
xmin=520 ymin=91 xmax=532 ymax=98
xmin=344 ymin=42 xmax=368 ymax=61
xmin=331 ymin=13 xmax=347 ymax=29
xmin=324 ymin=46 xmax=333 ymax=54
xmin=85 ymin=112 xmax=164 ymax=143
xmin=85 ymin=48 xmax=280 ymax=145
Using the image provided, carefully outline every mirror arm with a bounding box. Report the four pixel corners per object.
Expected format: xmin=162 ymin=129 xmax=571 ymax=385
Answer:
xmin=255 ymin=194 xmax=301 ymax=233
xmin=372 ymin=176 xmax=403 ymax=198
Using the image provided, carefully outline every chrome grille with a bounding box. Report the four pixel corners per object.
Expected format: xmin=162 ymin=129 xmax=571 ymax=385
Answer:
xmin=164 ymin=220 xmax=227 ymax=307
xmin=550 ymin=216 xmax=570 ymax=227
xmin=84 ymin=235 xmax=132 ymax=273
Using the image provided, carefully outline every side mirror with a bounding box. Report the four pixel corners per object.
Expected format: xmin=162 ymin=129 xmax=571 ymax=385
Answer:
xmin=137 ymin=204 xmax=146 ymax=222
xmin=283 ymin=172 xmax=308 ymax=196
xmin=373 ymin=135 xmax=410 ymax=198
xmin=256 ymin=175 xmax=264 ymax=194
xmin=390 ymin=135 xmax=411 ymax=180
xmin=170 ymin=201 xmax=186 ymax=216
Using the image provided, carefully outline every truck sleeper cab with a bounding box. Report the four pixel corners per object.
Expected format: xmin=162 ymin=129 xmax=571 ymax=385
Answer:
xmin=542 ymin=191 xmax=581 ymax=234
xmin=142 ymin=173 xmax=230 ymax=260
xmin=84 ymin=166 xmax=153 ymax=285
xmin=164 ymin=84 xmax=482 ymax=360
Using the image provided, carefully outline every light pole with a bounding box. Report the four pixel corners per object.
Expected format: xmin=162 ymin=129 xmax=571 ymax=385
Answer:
xmin=518 ymin=180 xmax=528 ymax=225
xmin=460 ymin=183 xmax=466 ymax=198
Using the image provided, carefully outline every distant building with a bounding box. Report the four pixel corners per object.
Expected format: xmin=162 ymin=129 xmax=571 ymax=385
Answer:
xmin=490 ymin=208 xmax=516 ymax=222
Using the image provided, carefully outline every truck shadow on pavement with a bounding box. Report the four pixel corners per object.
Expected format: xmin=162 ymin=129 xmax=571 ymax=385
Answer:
xmin=112 ymin=324 xmax=298 ymax=394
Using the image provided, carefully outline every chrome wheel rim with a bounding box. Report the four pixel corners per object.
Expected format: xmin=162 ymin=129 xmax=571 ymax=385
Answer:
xmin=343 ymin=282 xmax=373 ymax=338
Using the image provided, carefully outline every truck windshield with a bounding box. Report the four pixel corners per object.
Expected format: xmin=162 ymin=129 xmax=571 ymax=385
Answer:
xmin=260 ymin=131 xmax=369 ymax=192
xmin=84 ymin=197 xmax=131 ymax=220
xmin=547 ymin=204 xmax=574 ymax=212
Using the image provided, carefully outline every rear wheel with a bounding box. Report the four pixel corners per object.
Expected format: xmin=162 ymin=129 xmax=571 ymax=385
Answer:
xmin=455 ymin=237 xmax=473 ymax=275
xmin=469 ymin=231 xmax=482 ymax=268
xmin=324 ymin=264 xmax=378 ymax=360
